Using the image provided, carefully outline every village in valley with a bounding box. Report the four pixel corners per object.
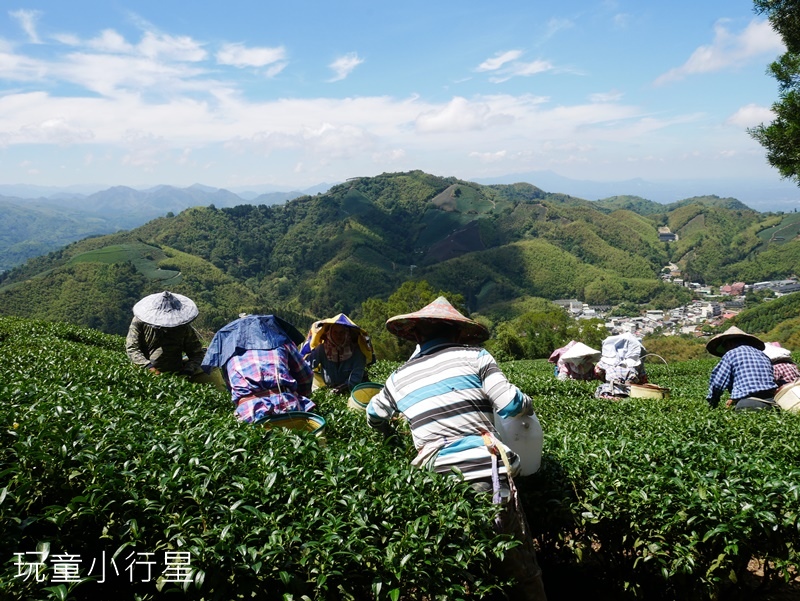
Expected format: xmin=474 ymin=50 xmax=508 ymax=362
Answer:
xmin=557 ymin=269 xmax=800 ymax=338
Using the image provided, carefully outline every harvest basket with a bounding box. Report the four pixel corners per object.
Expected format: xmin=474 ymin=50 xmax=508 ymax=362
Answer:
xmin=348 ymin=382 xmax=384 ymax=411
xmin=256 ymin=411 xmax=327 ymax=436
xmin=629 ymin=383 xmax=671 ymax=400
xmin=775 ymin=381 xmax=800 ymax=413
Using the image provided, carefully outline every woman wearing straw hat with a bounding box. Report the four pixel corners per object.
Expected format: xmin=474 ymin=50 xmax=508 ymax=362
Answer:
xmin=366 ymin=296 xmax=547 ymax=601
xmin=706 ymin=326 xmax=778 ymax=411
xmin=300 ymin=313 xmax=374 ymax=393
xmin=125 ymin=291 xmax=206 ymax=378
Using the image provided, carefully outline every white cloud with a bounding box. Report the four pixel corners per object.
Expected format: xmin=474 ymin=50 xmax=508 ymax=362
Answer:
xmin=476 ymin=50 xmax=523 ymax=72
xmin=264 ymin=62 xmax=288 ymax=78
xmin=415 ymin=96 xmax=509 ymax=133
xmin=216 ymin=43 xmax=286 ymax=68
xmin=469 ymin=150 xmax=508 ymax=163
xmin=0 ymin=50 xmax=48 ymax=81
xmin=489 ymin=59 xmax=555 ymax=83
xmin=87 ymin=30 xmax=134 ymax=54
xmin=137 ymin=31 xmax=207 ymax=62
xmin=372 ymin=148 xmax=406 ymax=164
xmin=590 ymin=91 xmax=623 ymax=103
xmin=0 ymin=20 xmax=760 ymax=186
xmin=304 ymin=123 xmax=376 ymax=159
xmin=54 ymin=53 xmax=209 ymax=96
xmin=328 ymin=52 xmax=363 ymax=82
xmin=654 ymin=19 xmax=784 ymax=86
xmin=727 ymin=103 xmax=774 ymax=128
xmin=52 ymin=33 xmax=81 ymax=47
xmin=541 ymin=18 xmax=573 ymax=43
xmin=9 ymin=9 xmax=42 ymax=44
xmin=20 ymin=117 xmax=94 ymax=145
xmin=121 ymin=130 xmax=171 ymax=168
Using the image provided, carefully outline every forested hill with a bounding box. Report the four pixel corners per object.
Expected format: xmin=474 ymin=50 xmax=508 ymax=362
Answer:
xmin=1 ymin=170 xmax=799 ymax=337
xmin=593 ymin=194 xmax=752 ymax=215
xmin=0 ymin=184 xmax=307 ymax=272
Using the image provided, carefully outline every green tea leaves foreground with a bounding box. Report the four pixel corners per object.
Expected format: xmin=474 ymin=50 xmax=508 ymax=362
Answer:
xmin=1 ymin=318 xmax=799 ymax=600
xmin=502 ymin=360 xmax=800 ymax=598
xmin=0 ymin=317 xmax=504 ymax=601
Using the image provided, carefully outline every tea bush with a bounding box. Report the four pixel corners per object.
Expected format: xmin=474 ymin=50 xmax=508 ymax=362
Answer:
xmin=2 ymin=317 xmax=799 ymax=600
xmin=0 ymin=317 xmax=509 ymax=601
xmin=506 ymin=360 xmax=800 ymax=599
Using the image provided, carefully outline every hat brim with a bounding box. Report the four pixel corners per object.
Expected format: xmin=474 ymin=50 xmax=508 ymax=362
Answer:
xmin=133 ymin=292 xmax=198 ymax=327
xmin=385 ymin=296 xmax=490 ymax=345
xmin=561 ymin=342 xmax=601 ymax=364
xmin=706 ymin=333 xmax=765 ymax=356
xmin=386 ymin=316 xmax=489 ymax=344
xmin=302 ymin=314 xmax=367 ymax=353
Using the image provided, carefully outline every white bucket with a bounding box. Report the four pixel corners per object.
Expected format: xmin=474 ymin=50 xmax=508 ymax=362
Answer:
xmin=493 ymin=411 xmax=543 ymax=476
xmin=775 ymin=381 xmax=800 ymax=413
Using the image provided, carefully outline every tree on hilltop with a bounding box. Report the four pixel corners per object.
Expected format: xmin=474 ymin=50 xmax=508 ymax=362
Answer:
xmin=749 ymin=0 xmax=800 ymax=183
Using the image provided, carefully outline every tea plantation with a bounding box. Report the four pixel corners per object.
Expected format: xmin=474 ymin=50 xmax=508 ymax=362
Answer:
xmin=1 ymin=316 xmax=799 ymax=600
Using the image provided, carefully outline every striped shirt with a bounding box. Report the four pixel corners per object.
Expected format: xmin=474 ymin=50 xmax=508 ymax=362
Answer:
xmin=366 ymin=340 xmax=532 ymax=483
xmin=707 ymin=344 xmax=776 ymax=407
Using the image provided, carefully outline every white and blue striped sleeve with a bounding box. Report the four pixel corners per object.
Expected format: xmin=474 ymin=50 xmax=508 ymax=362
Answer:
xmin=478 ymin=349 xmax=532 ymax=418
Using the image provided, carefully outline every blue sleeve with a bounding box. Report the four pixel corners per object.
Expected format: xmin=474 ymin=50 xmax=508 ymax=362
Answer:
xmin=707 ymin=356 xmax=732 ymax=407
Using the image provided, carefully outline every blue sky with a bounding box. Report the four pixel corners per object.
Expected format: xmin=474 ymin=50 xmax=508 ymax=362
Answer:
xmin=0 ymin=0 xmax=793 ymax=195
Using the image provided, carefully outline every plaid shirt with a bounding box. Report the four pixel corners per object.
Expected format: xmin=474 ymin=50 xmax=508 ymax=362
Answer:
xmin=773 ymin=361 xmax=800 ymax=387
xmin=225 ymin=346 xmax=314 ymax=423
xmin=707 ymin=345 xmax=776 ymax=407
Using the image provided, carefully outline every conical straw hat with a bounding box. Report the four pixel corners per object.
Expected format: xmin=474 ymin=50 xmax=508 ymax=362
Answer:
xmin=763 ymin=342 xmax=792 ymax=361
xmin=133 ymin=291 xmax=198 ymax=327
xmin=386 ymin=296 xmax=489 ymax=344
xmin=705 ymin=326 xmax=764 ymax=357
xmin=560 ymin=342 xmax=601 ymax=364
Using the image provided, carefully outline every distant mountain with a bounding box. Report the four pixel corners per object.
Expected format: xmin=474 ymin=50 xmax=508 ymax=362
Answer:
xmin=0 ymin=183 xmax=107 ymax=198
xmin=4 ymin=170 xmax=799 ymax=337
xmin=0 ymin=198 xmax=121 ymax=272
xmin=0 ymin=184 xmax=323 ymax=272
xmin=472 ymin=170 xmax=800 ymax=213
xmin=594 ymin=194 xmax=752 ymax=215
xmin=229 ymin=182 xmax=334 ymax=200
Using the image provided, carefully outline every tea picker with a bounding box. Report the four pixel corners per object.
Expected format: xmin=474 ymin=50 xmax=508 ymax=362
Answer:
xmin=706 ymin=326 xmax=778 ymax=411
xmin=125 ymin=291 xmax=206 ymax=379
xmin=299 ymin=313 xmax=375 ymax=393
xmin=366 ymin=296 xmax=547 ymax=601
xmin=200 ymin=314 xmax=318 ymax=423
xmin=593 ymin=332 xmax=647 ymax=399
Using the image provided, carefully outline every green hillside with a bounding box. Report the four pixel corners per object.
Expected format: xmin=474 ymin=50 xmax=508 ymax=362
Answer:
xmin=594 ymin=195 xmax=665 ymax=215
xmin=729 ymin=291 xmax=800 ymax=347
xmin=1 ymin=170 xmax=799 ymax=337
xmin=756 ymin=211 xmax=800 ymax=245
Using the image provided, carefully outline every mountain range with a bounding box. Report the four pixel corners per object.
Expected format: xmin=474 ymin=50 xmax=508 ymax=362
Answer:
xmin=2 ymin=170 xmax=800 ymax=342
xmin=472 ymin=171 xmax=800 ymax=213
xmin=3 ymin=172 xmax=799 ymax=274
xmin=0 ymin=184 xmax=325 ymax=272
